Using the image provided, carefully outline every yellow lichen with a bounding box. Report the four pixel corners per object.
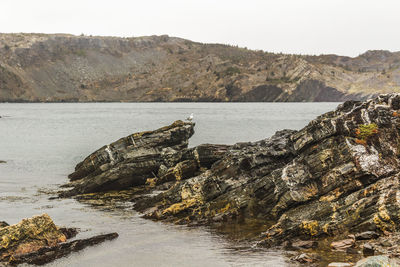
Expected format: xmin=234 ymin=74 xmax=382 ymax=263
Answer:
xmin=373 ymin=206 xmax=395 ymax=232
xmin=322 ymin=223 xmax=330 ymax=234
xmin=301 ymin=220 xmax=319 ymax=236
xmin=320 ymin=187 xmax=342 ymax=202
xmin=162 ymin=198 xmax=200 ymax=215
xmin=217 ymin=203 xmax=231 ymax=214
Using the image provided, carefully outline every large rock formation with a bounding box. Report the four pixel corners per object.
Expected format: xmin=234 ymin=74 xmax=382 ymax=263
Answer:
xmin=134 ymin=94 xmax=400 ymax=247
xmin=63 ymin=120 xmax=230 ymax=197
xmin=63 ymin=93 xmax=400 ymax=264
xmin=1 ymin=33 xmax=400 ymax=102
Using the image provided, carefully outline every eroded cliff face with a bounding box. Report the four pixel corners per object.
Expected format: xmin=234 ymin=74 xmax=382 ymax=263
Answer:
xmin=1 ymin=33 xmax=400 ymax=102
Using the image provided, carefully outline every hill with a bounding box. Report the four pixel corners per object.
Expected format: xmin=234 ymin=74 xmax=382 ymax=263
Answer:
xmin=1 ymin=33 xmax=400 ymax=102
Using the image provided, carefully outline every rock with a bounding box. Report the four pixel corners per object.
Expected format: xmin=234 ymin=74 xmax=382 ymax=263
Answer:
xmin=355 ymin=255 xmax=400 ymax=267
xmin=362 ymin=243 xmax=374 ymax=256
xmin=0 ymin=214 xmax=67 ymax=261
xmin=8 ymin=232 xmax=118 ymax=265
xmin=291 ymin=240 xmax=318 ymax=249
xmin=63 ymin=94 xmax=400 ymax=253
xmin=379 ymin=240 xmax=392 ymax=247
xmin=131 ymin=94 xmax=400 ymax=247
xmin=62 ymin=120 xmax=195 ymax=196
xmin=356 ymin=231 xmax=380 ymax=240
xmin=155 ymin=159 xmax=199 ymax=185
xmin=328 ymin=263 xmax=353 ymax=267
xmin=0 ymin=222 xmax=8 ymax=228
xmin=0 ymin=214 xmax=118 ymax=265
xmin=292 ymin=253 xmax=317 ymax=263
xmin=0 ymin=161 xmax=6 ymax=164
xmin=330 ymin=239 xmax=355 ymax=251
xmin=192 ymin=144 xmax=230 ymax=168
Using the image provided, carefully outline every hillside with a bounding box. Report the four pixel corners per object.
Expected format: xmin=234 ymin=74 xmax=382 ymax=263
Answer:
xmin=1 ymin=33 xmax=400 ymax=102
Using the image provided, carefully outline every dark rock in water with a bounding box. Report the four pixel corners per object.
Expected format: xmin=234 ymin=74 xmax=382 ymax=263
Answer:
xmin=0 ymin=222 xmax=9 ymax=228
xmin=61 ymin=93 xmax=400 ymax=262
xmin=0 ymin=161 xmax=6 ymax=164
xmin=292 ymin=253 xmax=318 ymax=263
xmin=362 ymin=243 xmax=375 ymax=257
xmin=0 ymin=214 xmax=67 ymax=261
xmin=132 ymin=94 xmax=400 ymax=245
xmin=0 ymin=214 xmax=118 ymax=265
xmin=62 ymin=120 xmax=196 ymax=196
xmin=356 ymin=231 xmax=380 ymax=241
xmin=8 ymin=232 xmax=118 ymax=265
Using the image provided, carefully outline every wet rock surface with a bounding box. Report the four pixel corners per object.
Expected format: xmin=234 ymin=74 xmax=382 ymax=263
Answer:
xmin=0 ymin=214 xmax=118 ymax=266
xmin=62 ymin=93 xmax=400 ymax=265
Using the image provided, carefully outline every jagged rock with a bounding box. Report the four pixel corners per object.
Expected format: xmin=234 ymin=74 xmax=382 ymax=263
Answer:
xmin=0 ymin=214 xmax=118 ymax=265
xmin=356 ymin=231 xmax=380 ymax=241
xmin=0 ymin=214 xmax=67 ymax=261
xmin=131 ymin=94 xmax=400 ymax=247
xmin=62 ymin=121 xmax=195 ymax=196
xmin=0 ymin=222 xmax=8 ymax=228
xmin=8 ymin=233 xmax=118 ymax=265
xmin=59 ymin=93 xmax=400 ymax=264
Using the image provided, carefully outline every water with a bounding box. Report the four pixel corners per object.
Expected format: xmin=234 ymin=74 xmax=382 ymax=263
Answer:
xmin=0 ymin=102 xmax=340 ymax=267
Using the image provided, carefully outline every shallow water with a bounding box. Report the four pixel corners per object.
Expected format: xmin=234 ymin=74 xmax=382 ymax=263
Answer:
xmin=0 ymin=102 xmax=340 ymax=267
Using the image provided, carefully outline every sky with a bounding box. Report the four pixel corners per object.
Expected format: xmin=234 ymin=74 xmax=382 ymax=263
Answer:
xmin=0 ymin=0 xmax=399 ymax=57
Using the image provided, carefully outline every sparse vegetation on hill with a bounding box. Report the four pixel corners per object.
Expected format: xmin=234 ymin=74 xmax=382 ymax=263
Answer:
xmin=0 ymin=33 xmax=400 ymax=102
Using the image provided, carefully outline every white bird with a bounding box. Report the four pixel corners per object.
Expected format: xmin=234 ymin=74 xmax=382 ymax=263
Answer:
xmin=186 ymin=113 xmax=194 ymax=122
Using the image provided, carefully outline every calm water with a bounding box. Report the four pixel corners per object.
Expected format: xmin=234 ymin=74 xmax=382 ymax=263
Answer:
xmin=0 ymin=102 xmax=340 ymax=267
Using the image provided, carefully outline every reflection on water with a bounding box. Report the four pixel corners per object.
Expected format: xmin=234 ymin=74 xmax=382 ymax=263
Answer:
xmin=0 ymin=102 xmax=339 ymax=266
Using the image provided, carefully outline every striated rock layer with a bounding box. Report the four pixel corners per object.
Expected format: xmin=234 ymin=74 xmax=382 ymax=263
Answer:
xmin=0 ymin=214 xmax=118 ymax=265
xmin=64 ymin=94 xmax=400 ymax=254
xmin=63 ymin=120 xmax=230 ymax=197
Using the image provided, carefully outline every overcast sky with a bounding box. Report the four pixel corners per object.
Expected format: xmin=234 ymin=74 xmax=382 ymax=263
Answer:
xmin=1 ymin=0 xmax=399 ymax=56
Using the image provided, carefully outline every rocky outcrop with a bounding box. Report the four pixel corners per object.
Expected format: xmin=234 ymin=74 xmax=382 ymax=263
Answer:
xmin=132 ymin=94 xmax=400 ymax=249
xmin=61 ymin=93 xmax=400 ymax=264
xmin=62 ymin=121 xmax=230 ymax=197
xmin=1 ymin=33 xmax=400 ymax=102
xmin=0 ymin=214 xmax=118 ymax=265
xmin=0 ymin=214 xmax=67 ymax=261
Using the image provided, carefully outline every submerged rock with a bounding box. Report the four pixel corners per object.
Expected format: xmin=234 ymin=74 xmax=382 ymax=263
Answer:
xmin=0 ymin=214 xmax=118 ymax=265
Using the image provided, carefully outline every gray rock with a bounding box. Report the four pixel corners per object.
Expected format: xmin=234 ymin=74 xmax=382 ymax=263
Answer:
xmin=356 ymin=231 xmax=380 ymax=240
xmin=355 ymin=255 xmax=400 ymax=267
xmin=328 ymin=263 xmax=353 ymax=267
xmin=62 ymin=120 xmax=195 ymax=196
